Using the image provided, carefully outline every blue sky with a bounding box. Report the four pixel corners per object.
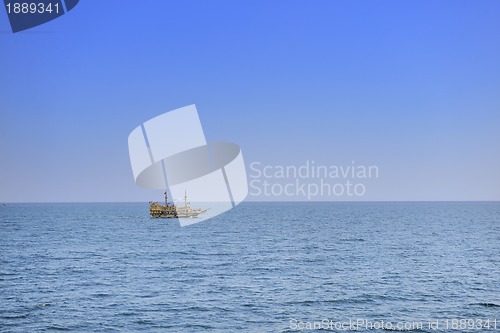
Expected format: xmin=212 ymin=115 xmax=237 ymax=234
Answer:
xmin=1 ymin=0 xmax=499 ymax=202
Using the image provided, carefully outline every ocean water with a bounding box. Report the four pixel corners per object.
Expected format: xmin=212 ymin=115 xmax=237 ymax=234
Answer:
xmin=0 ymin=202 xmax=499 ymax=332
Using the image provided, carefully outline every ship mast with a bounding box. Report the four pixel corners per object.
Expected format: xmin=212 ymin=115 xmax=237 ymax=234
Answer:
xmin=184 ymin=190 xmax=187 ymax=209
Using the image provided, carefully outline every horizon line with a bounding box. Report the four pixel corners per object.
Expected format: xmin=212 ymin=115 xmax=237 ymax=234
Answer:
xmin=1 ymin=200 xmax=499 ymax=204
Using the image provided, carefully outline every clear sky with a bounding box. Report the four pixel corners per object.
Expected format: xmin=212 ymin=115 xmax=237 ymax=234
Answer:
xmin=1 ymin=0 xmax=499 ymax=202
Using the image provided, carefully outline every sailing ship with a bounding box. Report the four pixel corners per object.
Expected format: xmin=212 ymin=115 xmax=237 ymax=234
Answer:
xmin=149 ymin=191 xmax=207 ymax=218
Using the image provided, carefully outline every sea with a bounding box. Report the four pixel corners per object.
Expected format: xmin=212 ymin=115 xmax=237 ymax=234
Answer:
xmin=0 ymin=202 xmax=499 ymax=332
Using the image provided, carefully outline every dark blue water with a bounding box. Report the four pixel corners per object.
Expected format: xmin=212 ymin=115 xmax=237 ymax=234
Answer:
xmin=1 ymin=202 xmax=499 ymax=332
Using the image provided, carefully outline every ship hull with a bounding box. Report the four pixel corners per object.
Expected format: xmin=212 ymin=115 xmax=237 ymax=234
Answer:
xmin=150 ymin=209 xmax=208 ymax=219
